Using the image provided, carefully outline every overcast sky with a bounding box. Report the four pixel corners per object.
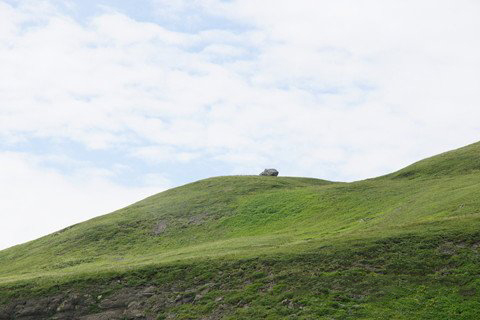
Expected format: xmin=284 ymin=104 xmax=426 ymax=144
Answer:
xmin=1 ymin=0 xmax=479 ymax=250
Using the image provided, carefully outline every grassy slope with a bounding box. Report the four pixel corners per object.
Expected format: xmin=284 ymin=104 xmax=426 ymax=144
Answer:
xmin=1 ymin=142 xmax=480 ymax=318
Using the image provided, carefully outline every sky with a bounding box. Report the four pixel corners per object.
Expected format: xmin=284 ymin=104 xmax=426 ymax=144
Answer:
xmin=0 ymin=0 xmax=479 ymax=250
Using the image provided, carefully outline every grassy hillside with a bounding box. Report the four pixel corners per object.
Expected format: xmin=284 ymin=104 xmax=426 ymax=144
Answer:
xmin=1 ymin=142 xmax=480 ymax=319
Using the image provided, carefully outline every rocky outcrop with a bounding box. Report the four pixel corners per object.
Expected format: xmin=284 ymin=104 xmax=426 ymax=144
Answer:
xmin=259 ymin=169 xmax=279 ymax=176
xmin=0 ymin=286 xmax=155 ymax=319
xmin=0 ymin=284 xmax=217 ymax=320
xmin=153 ymin=220 xmax=167 ymax=235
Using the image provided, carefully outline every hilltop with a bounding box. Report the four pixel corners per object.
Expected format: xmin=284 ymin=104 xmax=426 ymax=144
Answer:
xmin=1 ymin=142 xmax=480 ymax=319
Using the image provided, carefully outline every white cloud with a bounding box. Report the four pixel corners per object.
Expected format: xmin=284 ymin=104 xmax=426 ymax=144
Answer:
xmin=0 ymin=0 xmax=479 ymax=173
xmin=131 ymin=145 xmax=199 ymax=163
xmin=0 ymin=151 xmax=169 ymax=250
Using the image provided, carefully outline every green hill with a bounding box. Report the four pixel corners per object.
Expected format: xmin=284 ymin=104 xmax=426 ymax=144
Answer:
xmin=1 ymin=142 xmax=480 ymax=319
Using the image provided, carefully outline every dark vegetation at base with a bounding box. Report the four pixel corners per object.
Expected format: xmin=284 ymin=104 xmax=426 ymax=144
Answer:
xmin=1 ymin=231 xmax=479 ymax=319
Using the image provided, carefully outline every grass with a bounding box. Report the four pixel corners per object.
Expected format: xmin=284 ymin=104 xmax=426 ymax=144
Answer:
xmin=1 ymin=141 xmax=480 ymax=318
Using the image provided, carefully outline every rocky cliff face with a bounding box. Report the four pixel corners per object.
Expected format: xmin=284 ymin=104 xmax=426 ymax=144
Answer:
xmin=2 ymin=285 xmax=149 ymax=319
xmin=0 ymin=283 xmax=220 ymax=320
